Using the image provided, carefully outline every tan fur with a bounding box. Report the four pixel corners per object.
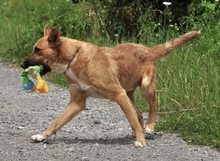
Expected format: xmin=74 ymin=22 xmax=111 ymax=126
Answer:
xmin=23 ymin=26 xmax=200 ymax=147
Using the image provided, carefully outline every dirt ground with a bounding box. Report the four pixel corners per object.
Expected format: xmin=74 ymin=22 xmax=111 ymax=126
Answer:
xmin=0 ymin=61 xmax=219 ymax=161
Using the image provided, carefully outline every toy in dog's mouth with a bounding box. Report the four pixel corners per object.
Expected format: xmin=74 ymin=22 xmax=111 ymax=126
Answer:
xmin=21 ymin=60 xmax=51 ymax=76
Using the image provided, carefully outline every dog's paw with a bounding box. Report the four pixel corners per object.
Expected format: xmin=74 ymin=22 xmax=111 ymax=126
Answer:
xmin=31 ymin=134 xmax=45 ymax=142
xmin=145 ymin=127 xmax=154 ymax=134
xmin=134 ymin=141 xmax=146 ymax=147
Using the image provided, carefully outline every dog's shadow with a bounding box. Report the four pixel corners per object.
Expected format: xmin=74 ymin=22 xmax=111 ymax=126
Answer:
xmin=44 ymin=133 xmax=163 ymax=145
xmin=145 ymin=132 xmax=163 ymax=140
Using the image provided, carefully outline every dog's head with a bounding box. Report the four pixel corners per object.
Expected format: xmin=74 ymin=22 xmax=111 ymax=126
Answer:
xmin=21 ymin=25 xmax=62 ymax=75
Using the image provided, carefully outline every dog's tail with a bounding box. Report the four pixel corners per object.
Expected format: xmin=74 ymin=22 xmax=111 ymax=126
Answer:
xmin=150 ymin=30 xmax=201 ymax=59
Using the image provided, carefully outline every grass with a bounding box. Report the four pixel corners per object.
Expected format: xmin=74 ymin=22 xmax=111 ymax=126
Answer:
xmin=136 ymin=31 xmax=220 ymax=148
xmin=157 ymin=46 xmax=220 ymax=147
xmin=0 ymin=0 xmax=219 ymax=149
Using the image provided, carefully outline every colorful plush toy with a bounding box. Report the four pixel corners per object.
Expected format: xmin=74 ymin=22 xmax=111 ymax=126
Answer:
xmin=20 ymin=65 xmax=49 ymax=93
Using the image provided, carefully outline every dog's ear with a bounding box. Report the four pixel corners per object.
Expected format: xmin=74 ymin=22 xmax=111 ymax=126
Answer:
xmin=44 ymin=25 xmax=51 ymax=36
xmin=47 ymin=28 xmax=60 ymax=46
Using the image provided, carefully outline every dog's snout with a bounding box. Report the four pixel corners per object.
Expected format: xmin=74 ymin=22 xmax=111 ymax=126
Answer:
xmin=20 ymin=59 xmax=30 ymax=69
xmin=20 ymin=62 xmax=25 ymax=68
xmin=21 ymin=61 xmax=29 ymax=69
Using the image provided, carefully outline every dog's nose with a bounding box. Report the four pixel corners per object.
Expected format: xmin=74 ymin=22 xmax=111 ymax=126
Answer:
xmin=21 ymin=63 xmax=25 ymax=68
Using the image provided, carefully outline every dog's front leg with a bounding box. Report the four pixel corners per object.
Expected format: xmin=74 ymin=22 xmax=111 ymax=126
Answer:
xmin=114 ymin=90 xmax=146 ymax=147
xmin=31 ymin=90 xmax=87 ymax=142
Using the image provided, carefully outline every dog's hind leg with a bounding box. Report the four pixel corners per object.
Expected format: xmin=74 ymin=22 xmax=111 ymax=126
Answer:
xmin=141 ymin=69 xmax=157 ymax=134
xmin=114 ymin=89 xmax=146 ymax=147
xmin=31 ymin=89 xmax=87 ymax=142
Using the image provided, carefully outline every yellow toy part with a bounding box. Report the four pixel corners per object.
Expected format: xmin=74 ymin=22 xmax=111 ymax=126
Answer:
xmin=36 ymin=75 xmax=49 ymax=93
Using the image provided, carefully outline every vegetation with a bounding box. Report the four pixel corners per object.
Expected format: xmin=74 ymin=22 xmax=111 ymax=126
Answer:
xmin=0 ymin=0 xmax=219 ymax=148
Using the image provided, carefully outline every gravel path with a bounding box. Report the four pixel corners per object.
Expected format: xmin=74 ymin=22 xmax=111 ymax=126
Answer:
xmin=0 ymin=61 xmax=219 ymax=161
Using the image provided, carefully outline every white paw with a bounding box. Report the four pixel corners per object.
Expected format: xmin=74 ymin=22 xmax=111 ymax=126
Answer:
xmin=145 ymin=127 xmax=154 ymax=134
xmin=134 ymin=141 xmax=144 ymax=147
xmin=31 ymin=134 xmax=45 ymax=142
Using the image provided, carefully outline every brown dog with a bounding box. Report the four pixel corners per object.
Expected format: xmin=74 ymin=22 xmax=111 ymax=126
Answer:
xmin=21 ymin=26 xmax=200 ymax=147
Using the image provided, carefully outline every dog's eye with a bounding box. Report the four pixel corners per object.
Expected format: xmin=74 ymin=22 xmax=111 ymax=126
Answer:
xmin=34 ymin=47 xmax=41 ymax=54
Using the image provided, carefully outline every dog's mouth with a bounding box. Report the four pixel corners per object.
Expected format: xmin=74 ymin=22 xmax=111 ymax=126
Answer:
xmin=21 ymin=60 xmax=51 ymax=76
xmin=39 ymin=64 xmax=51 ymax=76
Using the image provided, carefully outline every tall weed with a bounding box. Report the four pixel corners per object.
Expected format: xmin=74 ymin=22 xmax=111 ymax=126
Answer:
xmin=136 ymin=17 xmax=220 ymax=149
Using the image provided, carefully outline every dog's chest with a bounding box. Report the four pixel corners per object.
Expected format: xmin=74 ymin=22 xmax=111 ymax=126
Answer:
xmin=66 ymin=69 xmax=103 ymax=98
